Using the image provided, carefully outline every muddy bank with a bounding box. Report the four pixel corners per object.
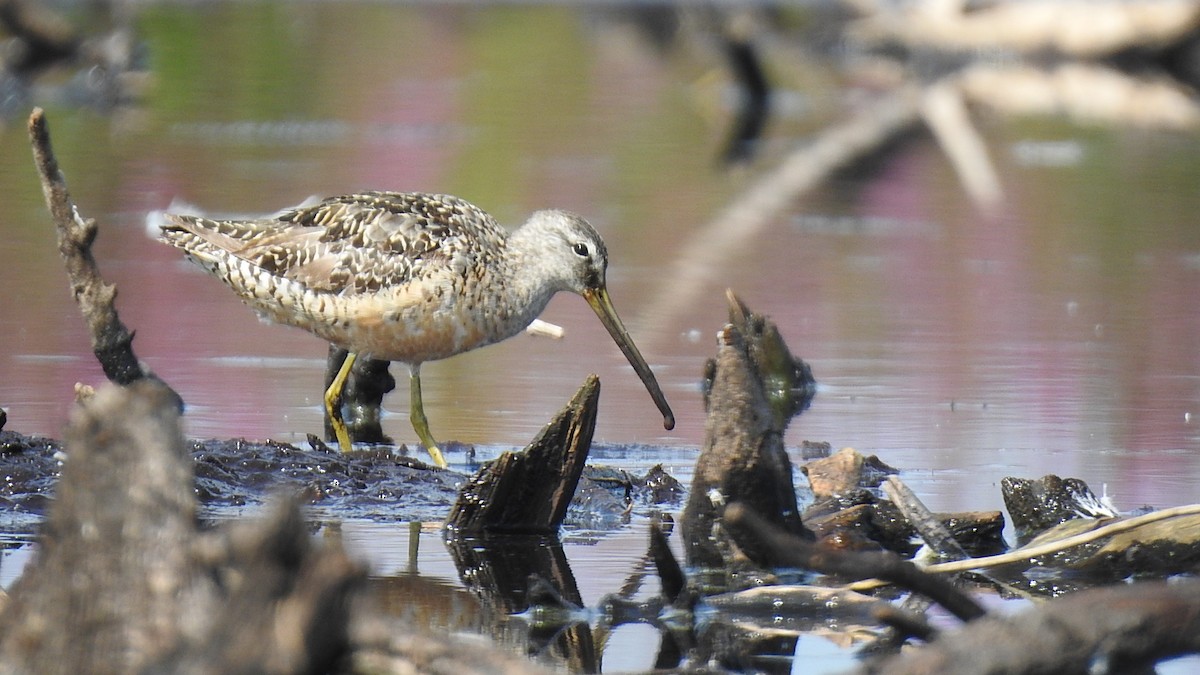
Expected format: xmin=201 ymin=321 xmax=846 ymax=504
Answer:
xmin=0 ymin=427 xmax=680 ymax=532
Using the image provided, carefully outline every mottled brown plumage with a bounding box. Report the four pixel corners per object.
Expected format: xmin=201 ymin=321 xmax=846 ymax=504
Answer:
xmin=159 ymin=191 xmax=674 ymax=466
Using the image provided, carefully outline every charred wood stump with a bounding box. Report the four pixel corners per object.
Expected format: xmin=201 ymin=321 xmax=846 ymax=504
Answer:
xmin=443 ymin=376 xmax=602 ymax=672
xmin=682 ymin=290 xmax=817 ymax=571
xmin=324 ymin=346 xmax=396 ymax=446
xmin=445 ymin=375 xmax=599 ymax=536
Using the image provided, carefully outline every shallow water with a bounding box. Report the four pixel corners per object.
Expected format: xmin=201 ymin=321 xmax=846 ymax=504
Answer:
xmin=0 ymin=2 xmax=1198 ymax=672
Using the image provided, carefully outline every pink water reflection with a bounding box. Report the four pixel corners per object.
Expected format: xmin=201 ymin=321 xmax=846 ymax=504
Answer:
xmin=0 ymin=4 xmax=1197 ymax=524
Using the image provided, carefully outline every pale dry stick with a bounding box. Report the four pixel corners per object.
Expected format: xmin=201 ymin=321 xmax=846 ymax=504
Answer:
xmin=846 ymin=0 xmax=1200 ymax=57
xmin=848 ymin=503 xmax=1200 ymax=592
xmin=882 ymin=475 xmax=970 ymax=561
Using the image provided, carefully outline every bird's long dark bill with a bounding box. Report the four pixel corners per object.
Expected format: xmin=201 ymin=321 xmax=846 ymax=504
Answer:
xmin=584 ymin=287 xmax=675 ymax=430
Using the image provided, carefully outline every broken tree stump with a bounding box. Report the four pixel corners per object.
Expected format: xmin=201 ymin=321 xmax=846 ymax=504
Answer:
xmin=324 ymin=346 xmax=396 ymax=446
xmin=0 ymin=381 xmax=364 ymax=674
xmin=444 ymin=375 xmax=599 ymax=536
xmin=0 ymin=381 xmax=196 ymax=673
xmin=682 ymin=291 xmax=817 ymax=570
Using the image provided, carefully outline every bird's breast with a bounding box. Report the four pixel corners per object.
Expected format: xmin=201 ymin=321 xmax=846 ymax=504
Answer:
xmin=319 ymin=277 xmax=545 ymax=363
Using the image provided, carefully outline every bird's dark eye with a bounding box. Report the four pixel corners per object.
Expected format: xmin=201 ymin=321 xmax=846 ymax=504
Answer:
xmin=572 ymin=243 xmax=589 ymax=257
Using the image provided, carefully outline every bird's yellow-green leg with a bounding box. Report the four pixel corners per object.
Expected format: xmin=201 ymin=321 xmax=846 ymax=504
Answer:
xmin=324 ymin=351 xmax=357 ymax=453
xmin=409 ymin=364 xmax=447 ymax=468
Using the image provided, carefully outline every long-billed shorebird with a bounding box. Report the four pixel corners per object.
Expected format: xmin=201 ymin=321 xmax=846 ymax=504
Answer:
xmin=159 ymin=191 xmax=675 ymax=468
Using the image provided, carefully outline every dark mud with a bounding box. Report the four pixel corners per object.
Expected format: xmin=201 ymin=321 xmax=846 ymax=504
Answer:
xmin=0 ymin=430 xmax=683 ymax=535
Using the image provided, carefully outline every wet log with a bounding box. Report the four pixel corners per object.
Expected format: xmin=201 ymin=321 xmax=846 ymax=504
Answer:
xmin=324 ymin=346 xmax=395 ymax=445
xmin=799 ymin=449 xmax=1005 ymax=558
xmin=0 ymin=381 xmax=197 ymax=673
xmin=1077 ymin=512 xmax=1200 ymax=578
xmin=802 ymin=482 xmax=1006 ymax=559
xmin=681 ymin=291 xmax=817 ymax=570
xmin=28 ymin=108 xmax=179 ymax=405
xmin=883 ymin=476 xmax=971 ymax=561
xmin=444 ymin=375 xmax=599 ymax=535
xmin=726 ymin=503 xmax=986 ymax=623
xmin=862 ymin=579 xmax=1200 ymax=675
xmin=1009 ymin=505 xmax=1200 ymax=580
xmin=0 ymin=381 xmax=549 ymax=674
xmin=1002 ymin=474 xmax=1117 ymax=543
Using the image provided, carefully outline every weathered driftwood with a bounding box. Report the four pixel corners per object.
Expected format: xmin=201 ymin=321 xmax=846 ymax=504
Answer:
xmin=862 ymin=579 xmax=1200 ymax=675
xmin=845 ymin=0 xmax=1200 ymax=58
xmin=640 ymin=86 xmax=923 ymax=339
xmin=801 ymin=446 xmax=897 ymax=499
xmin=0 ymin=381 xmax=363 ymax=674
xmin=682 ymin=291 xmax=816 ymax=570
xmin=445 ymin=375 xmax=598 ymax=536
xmin=997 ymin=474 xmax=1200 ymax=582
xmin=842 ymin=503 xmax=1200 ymax=589
xmin=958 ymin=63 xmax=1200 ymax=131
xmin=29 ymin=108 xmax=178 ymax=403
xmin=882 ymin=476 xmax=971 ymax=561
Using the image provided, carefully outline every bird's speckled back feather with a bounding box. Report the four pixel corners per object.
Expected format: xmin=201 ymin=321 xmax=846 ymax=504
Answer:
xmin=161 ymin=191 xmax=507 ymax=297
